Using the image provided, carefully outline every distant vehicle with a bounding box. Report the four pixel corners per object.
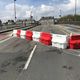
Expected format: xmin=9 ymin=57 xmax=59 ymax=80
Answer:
xmin=54 ymin=18 xmax=58 ymax=24
xmin=22 ymin=19 xmax=40 ymax=27
xmin=7 ymin=20 xmax=15 ymax=25
xmin=39 ymin=16 xmax=54 ymax=24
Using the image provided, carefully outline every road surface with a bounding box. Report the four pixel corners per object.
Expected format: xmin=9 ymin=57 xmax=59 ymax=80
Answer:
xmin=0 ymin=23 xmax=80 ymax=80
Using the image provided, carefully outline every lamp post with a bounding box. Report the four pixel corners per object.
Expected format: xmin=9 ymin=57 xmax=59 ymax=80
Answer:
xmin=30 ymin=11 xmax=33 ymax=24
xmin=59 ymin=9 xmax=62 ymax=18
xmin=14 ymin=0 xmax=17 ymax=22
xmin=75 ymin=0 xmax=77 ymax=16
xmin=74 ymin=0 xmax=77 ymax=21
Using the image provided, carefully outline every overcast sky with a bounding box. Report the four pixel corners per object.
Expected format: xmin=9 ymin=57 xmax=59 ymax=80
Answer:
xmin=0 ymin=0 xmax=80 ymax=22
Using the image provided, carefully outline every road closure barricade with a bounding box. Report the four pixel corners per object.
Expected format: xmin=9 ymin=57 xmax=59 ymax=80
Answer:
xmin=13 ymin=29 xmax=21 ymax=38
xmin=40 ymin=32 xmax=52 ymax=45
xmin=32 ymin=31 xmax=41 ymax=42
xmin=20 ymin=30 xmax=26 ymax=39
xmin=52 ymin=34 xmax=69 ymax=49
xmin=13 ymin=30 xmax=17 ymax=37
xmin=12 ymin=29 xmax=80 ymax=49
xmin=26 ymin=30 xmax=33 ymax=40
xmin=69 ymin=34 xmax=80 ymax=49
xmin=16 ymin=30 xmax=21 ymax=38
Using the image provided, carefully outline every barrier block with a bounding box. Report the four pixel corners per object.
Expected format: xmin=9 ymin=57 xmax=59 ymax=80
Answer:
xmin=16 ymin=30 xmax=21 ymax=38
xmin=40 ymin=32 xmax=52 ymax=45
xmin=32 ymin=31 xmax=41 ymax=42
xmin=13 ymin=30 xmax=17 ymax=37
xmin=20 ymin=30 xmax=26 ymax=39
xmin=52 ymin=34 xmax=68 ymax=49
xmin=26 ymin=30 xmax=33 ymax=40
xmin=52 ymin=42 xmax=68 ymax=49
xmin=69 ymin=35 xmax=80 ymax=49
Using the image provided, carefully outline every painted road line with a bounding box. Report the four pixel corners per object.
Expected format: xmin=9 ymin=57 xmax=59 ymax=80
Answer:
xmin=15 ymin=45 xmax=37 ymax=80
xmin=78 ymin=54 xmax=80 ymax=57
xmin=72 ymin=50 xmax=80 ymax=53
xmin=0 ymin=36 xmax=13 ymax=44
xmin=63 ymin=51 xmax=80 ymax=57
xmin=55 ymin=25 xmax=70 ymax=34
xmin=58 ymin=26 xmax=70 ymax=34
xmin=23 ymin=45 xmax=37 ymax=70
xmin=8 ymin=33 xmax=13 ymax=37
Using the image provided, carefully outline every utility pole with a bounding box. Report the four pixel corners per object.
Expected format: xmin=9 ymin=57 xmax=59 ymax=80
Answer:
xmin=74 ymin=0 xmax=77 ymax=21
xmin=30 ymin=11 xmax=33 ymax=20
xmin=30 ymin=11 xmax=33 ymax=24
xmin=59 ymin=9 xmax=62 ymax=18
xmin=75 ymin=0 xmax=77 ymax=16
xmin=14 ymin=0 xmax=17 ymax=22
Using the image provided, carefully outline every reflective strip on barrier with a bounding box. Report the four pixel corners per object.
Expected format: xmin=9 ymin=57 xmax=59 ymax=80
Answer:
xmin=13 ymin=30 xmax=17 ymax=37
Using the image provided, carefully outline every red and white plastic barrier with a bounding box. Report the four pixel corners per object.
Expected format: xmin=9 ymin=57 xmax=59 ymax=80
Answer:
xmin=40 ymin=32 xmax=52 ymax=45
xmin=13 ymin=30 xmax=33 ymax=40
xmin=52 ymin=34 xmax=69 ymax=49
xmin=32 ymin=31 xmax=41 ymax=42
xmin=69 ymin=34 xmax=80 ymax=49
xmin=12 ymin=30 xmax=80 ymax=49
xmin=13 ymin=30 xmax=21 ymax=37
xmin=26 ymin=30 xmax=33 ymax=40
xmin=20 ymin=30 xmax=26 ymax=39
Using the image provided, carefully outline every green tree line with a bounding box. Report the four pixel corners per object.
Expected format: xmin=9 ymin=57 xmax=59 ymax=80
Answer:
xmin=59 ymin=15 xmax=80 ymax=21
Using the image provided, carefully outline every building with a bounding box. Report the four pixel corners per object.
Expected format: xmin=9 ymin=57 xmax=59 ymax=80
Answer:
xmin=39 ymin=16 xmax=54 ymax=24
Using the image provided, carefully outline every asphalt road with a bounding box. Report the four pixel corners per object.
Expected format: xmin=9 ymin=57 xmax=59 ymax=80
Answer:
xmin=18 ymin=44 xmax=80 ymax=80
xmin=0 ymin=32 xmax=12 ymax=41
xmin=57 ymin=24 xmax=80 ymax=34
xmin=0 ymin=23 xmax=80 ymax=80
xmin=0 ymin=38 xmax=35 ymax=80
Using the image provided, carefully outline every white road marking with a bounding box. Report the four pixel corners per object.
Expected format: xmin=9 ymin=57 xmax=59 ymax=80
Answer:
xmin=0 ymin=37 xmax=13 ymax=44
xmin=72 ymin=50 xmax=80 ymax=53
xmin=8 ymin=33 xmax=13 ymax=37
xmin=63 ymin=51 xmax=80 ymax=57
xmin=23 ymin=45 xmax=37 ymax=70
xmin=15 ymin=45 xmax=37 ymax=80
xmin=78 ymin=54 xmax=80 ymax=57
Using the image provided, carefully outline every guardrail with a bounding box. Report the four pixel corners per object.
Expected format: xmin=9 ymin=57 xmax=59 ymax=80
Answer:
xmin=0 ymin=25 xmax=37 ymax=33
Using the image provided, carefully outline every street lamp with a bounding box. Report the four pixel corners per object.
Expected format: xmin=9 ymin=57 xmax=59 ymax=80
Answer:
xmin=75 ymin=0 xmax=77 ymax=15
xmin=74 ymin=0 xmax=77 ymax=21
xmin=14 ymin=0 xmax=17 ymax=22
xmin=59 ymin=9 xmax=62 ymax=18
